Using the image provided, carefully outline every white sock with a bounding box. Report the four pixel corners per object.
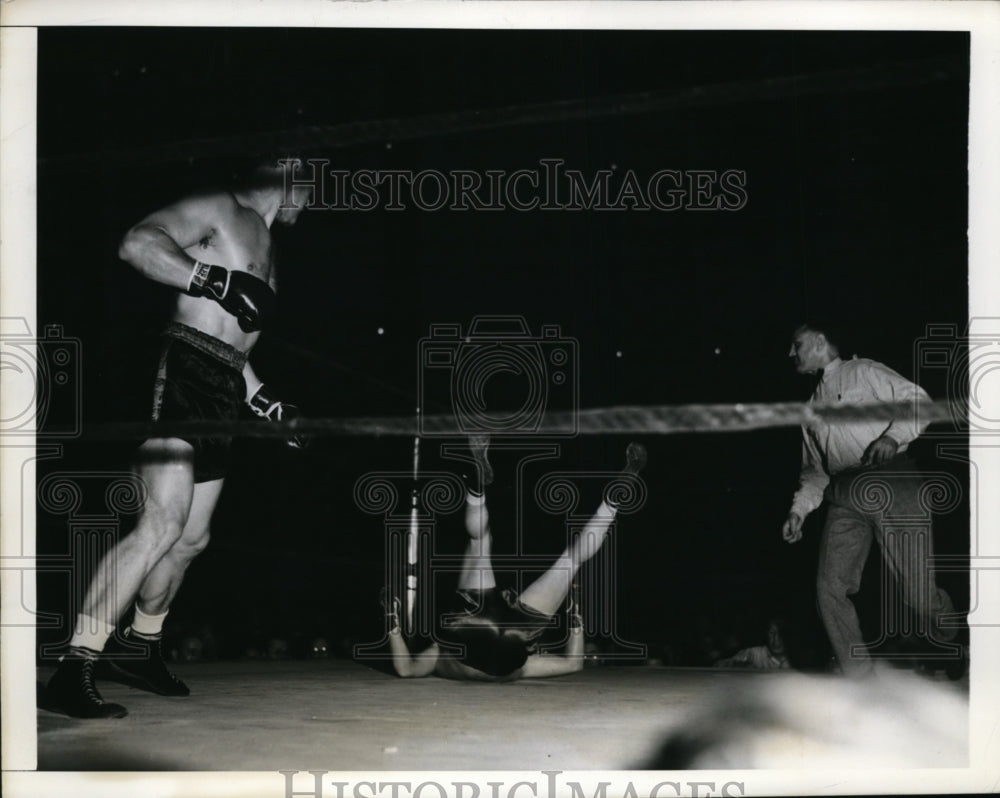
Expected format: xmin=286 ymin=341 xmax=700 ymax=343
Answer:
xmin=599 ymin=499 xmax=620 ymax=516
xmin=131 ymin=605 xmax=169 ymax=638
xmin=68 ymin=614 xmax=116 ymax=654
xmin=466 ymin=491 xmax=486 ymax=506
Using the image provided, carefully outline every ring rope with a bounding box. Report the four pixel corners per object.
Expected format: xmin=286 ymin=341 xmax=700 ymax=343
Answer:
xmin=66 ymin=399 xmax=966 ymax=440
xmin=40 ymin=55 xmax=962 ymax=174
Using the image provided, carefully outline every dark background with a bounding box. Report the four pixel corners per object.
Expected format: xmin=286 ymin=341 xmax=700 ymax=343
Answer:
xmin=35 ymin=27 xmax=970 ymax=665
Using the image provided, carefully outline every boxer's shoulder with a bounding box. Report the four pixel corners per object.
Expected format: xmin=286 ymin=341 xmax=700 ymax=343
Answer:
xmin=188 ymin=189 xmax=244 ymax=221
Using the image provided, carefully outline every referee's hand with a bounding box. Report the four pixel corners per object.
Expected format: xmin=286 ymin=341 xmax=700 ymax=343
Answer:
xmin=862 ymin=435 xmax=898 ymax=465
xmin=782 ymin=512 xmax=803 ymax=544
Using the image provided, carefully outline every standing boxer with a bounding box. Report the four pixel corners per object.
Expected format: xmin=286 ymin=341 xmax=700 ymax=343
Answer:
xmin=42 ymin=160 xmax=311 ymax=718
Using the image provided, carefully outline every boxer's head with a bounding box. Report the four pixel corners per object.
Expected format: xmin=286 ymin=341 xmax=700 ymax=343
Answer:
xmin=242 ymin=156 xmax=314 ymax=225
xmin=444 ymin=617 xmax=530 ymax=679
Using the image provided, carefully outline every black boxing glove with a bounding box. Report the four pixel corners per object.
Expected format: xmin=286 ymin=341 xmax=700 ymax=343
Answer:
xmin=247 ymin=384 xmax=310 ymax=449
xmin=187 ymin=262 xmax=276 ymax=333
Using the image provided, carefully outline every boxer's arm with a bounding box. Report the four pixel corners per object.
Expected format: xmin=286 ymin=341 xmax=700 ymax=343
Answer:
xmin=243 ymin=365 xmax=310 ymax=449
xmin=118 ymin=193 xmax=235 ymax=289
xmin=243 ymin=362 xmax=263 ymax=402
xmin=521 ymin=651 xmax=584 ymax=678
xmin=521 ymin=611 xmax=585 ymax=678
xmin=388 ymin=635 xmax=438 ymax=678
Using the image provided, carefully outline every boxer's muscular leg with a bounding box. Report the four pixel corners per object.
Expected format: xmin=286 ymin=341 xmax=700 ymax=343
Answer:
xmin=42 ymin=439 xmax=195 ymax=719
xmin=81 ymin=438 xmax=196 ymax=635
xmin=138 ymin=477 xmax=223 ymax=615
xmin=101 ymin=448 xmax=221 ymax=698
xmin=518 ymin=500 xmax=617 ymax=618
xmin=520 ymin=443 xmax=646 ymax=617
xmin=457 ymin=492 xmax=496 ymax=592
xmin=457 ymin=435 xmax=496 ymax=593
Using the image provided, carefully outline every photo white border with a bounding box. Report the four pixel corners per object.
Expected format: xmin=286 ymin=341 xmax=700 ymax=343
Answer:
xmin=3 ymin=1 xmax=999 ymax=796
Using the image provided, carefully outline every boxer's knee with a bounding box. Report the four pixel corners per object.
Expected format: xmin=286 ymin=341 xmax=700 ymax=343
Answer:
xmin=132 ymin=506 xmax=186 ymax=561
xmin=175 ymin=526 xmax=211 ymax=561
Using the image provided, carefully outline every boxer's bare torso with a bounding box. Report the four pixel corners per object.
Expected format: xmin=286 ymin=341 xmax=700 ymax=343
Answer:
xmin=168 ymin=192 xmax=278 ymax=350
xmin=123 ymin=189 xmax=282 ymax=352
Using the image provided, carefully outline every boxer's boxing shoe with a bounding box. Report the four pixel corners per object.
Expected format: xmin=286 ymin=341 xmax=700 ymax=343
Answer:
xmin=944 ymin=644 xmax=969 ymax=681
xmin=101 ymin=628 xmax=190 ymax=696
xmin=624 ymin=442 xmax=647 ymax=475
xmin=41 ymin=652 xmax=128 ymax=719
xmin=469 ymin=434 xmax=494 ymax=487
xmin=379 ymin=587 xmax=402 ymax=631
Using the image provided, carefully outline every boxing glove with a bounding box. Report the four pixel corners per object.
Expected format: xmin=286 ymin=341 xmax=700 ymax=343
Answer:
xmin=188 ymin=262 xmax=276 ymax=333
xmin=248 ymin=384 xmax=310 ymax=449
